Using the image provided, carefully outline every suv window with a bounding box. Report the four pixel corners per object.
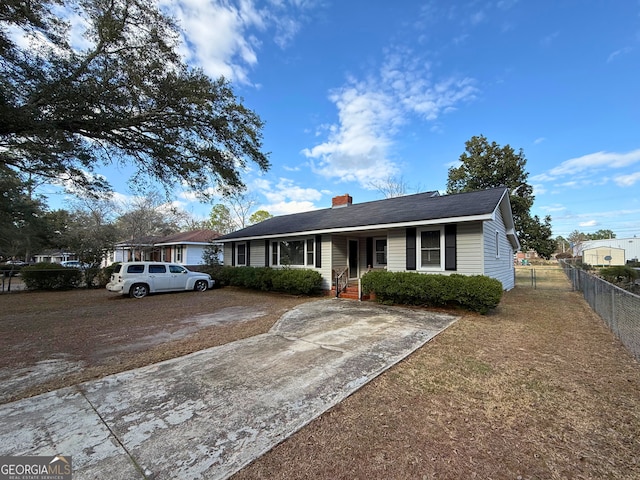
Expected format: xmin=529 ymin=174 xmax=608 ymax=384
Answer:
xmin=169 ymin=265 xmax=187 ymax=274
xmin=127 ymin=264 xmax=145 ymax=274
xmin=148 ymin=265 xmax=167 ymax=273
xmin=113 ymin=264 xmax=122 ymax=273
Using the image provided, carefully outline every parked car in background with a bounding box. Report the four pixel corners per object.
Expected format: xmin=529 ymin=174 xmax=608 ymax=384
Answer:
xmin=5 ymin=260 xmax=29 ymax=266
xmin=106 ymin=262 xmax=215 ymax=298
xmin=60 ymin=260 xmax=91 ymax=268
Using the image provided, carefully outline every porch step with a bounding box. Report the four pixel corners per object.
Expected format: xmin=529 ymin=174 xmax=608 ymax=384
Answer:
xmin=330 ymin=285 xmax=370 ymax=301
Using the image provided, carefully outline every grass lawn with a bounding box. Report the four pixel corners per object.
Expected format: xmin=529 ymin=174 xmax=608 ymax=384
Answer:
xmin=233 ymin=266 xmax=640 ymax=479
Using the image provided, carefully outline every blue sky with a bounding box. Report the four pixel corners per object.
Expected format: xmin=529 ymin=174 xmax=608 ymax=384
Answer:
xmin=43 ymin=0 xmax=640 ymax=239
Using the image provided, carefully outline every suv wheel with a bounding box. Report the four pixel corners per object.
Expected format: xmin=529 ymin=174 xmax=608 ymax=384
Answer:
xmin=194 ymin=280 xmax=208 ymax=292
xmin=130 ymin=283 xmax=149 ymax=298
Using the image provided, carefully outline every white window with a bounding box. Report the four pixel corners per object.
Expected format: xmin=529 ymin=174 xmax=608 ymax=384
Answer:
xmin=236 ymin=243 xmax=247 ymax=266
xmin=495 ymin=230 xmax=500 ymax=258
xmin=418 ymin=228 xmax=443 ymax=270
xmin=272 ymin=241 xmax=278 ymax=266
xmin=374 ymin=238 xmax=387 ymax=266
xmin=271 ymin=238 xmax=315 ymax=267
xmin=306 ymin=238 xmax=315 ymax=266
xmin=175 ymin=246 xmax=183 ymax=262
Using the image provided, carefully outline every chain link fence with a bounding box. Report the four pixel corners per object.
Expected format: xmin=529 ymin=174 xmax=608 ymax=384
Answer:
xmin=560 ymin=261 xmax=640 ymax=361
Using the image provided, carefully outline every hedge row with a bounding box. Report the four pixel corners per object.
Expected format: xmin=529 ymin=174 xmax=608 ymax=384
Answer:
xmin=20 ymin=263 xmax=83 ymax=290
xmin=212 ymin=266 xmax=323 ymax=295
xmin=361 ymin=270 xmax=503 ymax=314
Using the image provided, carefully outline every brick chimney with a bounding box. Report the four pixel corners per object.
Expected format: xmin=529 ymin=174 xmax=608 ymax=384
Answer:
xmin=332 ymin=194 xmax=353 ymax=208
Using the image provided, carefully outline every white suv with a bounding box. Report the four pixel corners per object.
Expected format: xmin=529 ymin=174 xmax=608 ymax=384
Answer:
xmin=106 ymin=262 xmax=215 ymax=298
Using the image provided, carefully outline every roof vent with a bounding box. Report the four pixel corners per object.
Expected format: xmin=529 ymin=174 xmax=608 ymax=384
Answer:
xmin=332 ymin=194 xmax=353 ymax=208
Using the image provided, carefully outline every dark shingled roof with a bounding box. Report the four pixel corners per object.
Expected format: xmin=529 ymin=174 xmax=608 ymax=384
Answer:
xmin=155 ymin=229 xmax=220 ymax=245
xmin=219 ymin=187 xmax=508 ymax=240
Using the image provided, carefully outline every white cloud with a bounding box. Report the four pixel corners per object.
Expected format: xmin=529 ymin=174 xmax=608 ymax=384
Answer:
xmin=533 ymin=149 xmax=640 ymax=185
xmin=302 ymin=82 xmax=400 ymax=185
xmin=607 ymin=47 xmax=633 ymax=63
xmin=302 ymin=49 xmax=477 ymax=187
xmin=260 ymin=177 xmax=323 ymax=203
xmin=531 ymin=183 xmax=547 ymax=195
xmin=533 ymin=137 xmax=546 ymax=144
xmin=262 ymin=200 xmax=318 ymax=216
xmin=160 ymin=0 xmax=317 ymax=84
xmin=579 ymin=220 xmax=598 ymax=228
xmin=253 ymin=177 xmax=323 ymax=215
xmin=551 ymin=149 xmax=640 ymax=176
xmin=161 ymin=0 xmax=262 ymax=84
xmin=539 ymin=204 xmax=566 ymax=213
xmin=614 ymin=171 xmax=640 ymax=186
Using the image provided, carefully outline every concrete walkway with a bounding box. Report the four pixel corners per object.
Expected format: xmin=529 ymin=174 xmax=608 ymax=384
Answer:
xmin=0 ymin=299 xmax=458 ymax=479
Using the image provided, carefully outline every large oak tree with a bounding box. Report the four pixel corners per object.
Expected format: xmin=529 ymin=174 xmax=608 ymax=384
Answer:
xmin=447 ymin=135 xmax=555 ymax=259
xmin=0 ymin=0 xmax=270 ymax=197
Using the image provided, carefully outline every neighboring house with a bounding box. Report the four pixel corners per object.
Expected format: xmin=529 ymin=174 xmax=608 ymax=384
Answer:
xmin=577 ymin=238 xmax=640 ymax=265
xmin=515 ymin=250 xmax=541 ymax=264
xmin=110 ymin=235 xmax=163 ymax=264
xmin=33 ymin=250 xmax=77 ymax=264
xmin=217 ymin=187 xmax=520 ymax=291
xmin=582 ymin=246 xmax=625 ymax=266
xmin=108 ymin=230 xmax=221 ymax=267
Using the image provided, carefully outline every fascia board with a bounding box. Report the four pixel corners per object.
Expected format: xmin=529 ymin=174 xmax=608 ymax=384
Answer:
xmin=153 ymin=241 xmax=213 ymax=246
xmin=217 ymin=213 xmax=493 ymax=243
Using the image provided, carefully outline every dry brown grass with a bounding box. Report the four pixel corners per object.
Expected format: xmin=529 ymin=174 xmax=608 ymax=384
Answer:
xmin=233 ymin=266 xmax=640 ymax=480
xmin=0 ymin=286 xmax=316 ymax=403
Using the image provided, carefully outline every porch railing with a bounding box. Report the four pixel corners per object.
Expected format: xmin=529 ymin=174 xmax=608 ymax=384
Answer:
xmin=334 ymin=266 xmax=349 ymax=298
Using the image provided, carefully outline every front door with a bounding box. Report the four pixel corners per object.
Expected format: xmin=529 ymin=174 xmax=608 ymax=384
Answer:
xmin=348 ymin=239 xmax=359 ymax=280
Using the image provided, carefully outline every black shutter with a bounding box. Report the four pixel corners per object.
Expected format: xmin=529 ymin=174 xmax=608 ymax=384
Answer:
xmin=265 ymin=239 xmax=270 ymax=266
xmin=445 ymin=224 xmax=457 ymax=271
xmin=366 ymin=237 xmax=373 ymax=268
xmin=231 ymin=242 xmax=236 ymax=266
xmin=315 ymin=235 xmax=322 ymax=268
xmin=246 ymin=240 xmax=251 ymax=266
xmin=406 ymin=228 xmax=416 ymax=270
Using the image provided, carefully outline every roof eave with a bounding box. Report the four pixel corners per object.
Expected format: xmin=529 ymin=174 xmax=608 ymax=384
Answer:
xmin=217 ymin=213 xmax=494 ymax=242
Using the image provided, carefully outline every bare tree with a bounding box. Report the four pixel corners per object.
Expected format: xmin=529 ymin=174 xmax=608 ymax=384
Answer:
xmin=223 ymin=190 xmax=258 ymax=229
xmin=368 ymin=175 xmax=409 ymax=198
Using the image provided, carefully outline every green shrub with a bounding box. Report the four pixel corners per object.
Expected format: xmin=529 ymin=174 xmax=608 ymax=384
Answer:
xmin=212 ymin=266 xmax=322 ymax=295
xmin=95 ymin=263 xmax=119 ymax=287
xmin=453 ymin=275 xmax=503 ymax=314
xmin=362 ymin=270 xmax=503 ymax=314
xmin=599 ymin=265 xmax=638 ymax=285
xmin=271 ymin=268 xmax=323 ymax=295
xmin=21 ymin=263 xmax=82 ymax=290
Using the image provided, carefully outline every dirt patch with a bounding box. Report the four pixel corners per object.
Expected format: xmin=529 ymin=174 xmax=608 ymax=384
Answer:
xmin=232 ymin=266 xmax=640 ymax=479
xmin=0 ymin=286 xmax=318 ymax=403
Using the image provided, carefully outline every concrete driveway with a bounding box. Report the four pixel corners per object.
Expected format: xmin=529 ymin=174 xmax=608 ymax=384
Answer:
xmin=0 ymin=299 xmax=458 ymax=479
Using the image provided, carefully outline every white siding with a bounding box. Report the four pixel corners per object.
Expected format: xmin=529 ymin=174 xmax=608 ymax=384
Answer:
xmin=483 ymin=209 xmax=515 ymax=290
xmin=319 ymin=234 xmax=333 ymax=290
xmin=332 ymin=235 xmax=348 ymax=270
xmin=223 ymin=244 xmax=233 ymax=266
xmin=386 ymin=228 xmax=406 ymax=272
xmin=248 ymin=240 xmax=266 ymax=267
xmin=457 ymin=222 xmax=483 ymax=276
